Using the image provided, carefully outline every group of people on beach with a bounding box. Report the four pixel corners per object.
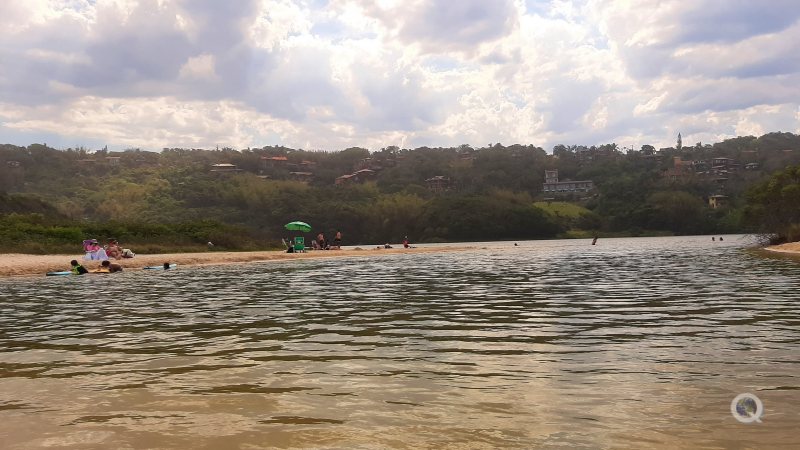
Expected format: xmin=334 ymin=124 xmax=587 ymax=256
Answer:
xmin=285 ymin=230 xmax=343 ymax=253
xmin=312 ymin=231 xmax=342 ymax=250
xmin=285 ymin=231 xmax=414 ymax=252
xmin=377 ymin=236 xmax=412 ymax=249
xmin=84 ymin=238 xmax=135 ymax=261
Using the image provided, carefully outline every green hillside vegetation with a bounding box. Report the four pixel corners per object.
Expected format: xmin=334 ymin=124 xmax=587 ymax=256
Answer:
xmin=1 ymin=132 xmax=799 ymax=253
xmin=534 ymin=201 xmax=590 ymax=217
xmin=744 ymin=164 xmax=800 ymax=243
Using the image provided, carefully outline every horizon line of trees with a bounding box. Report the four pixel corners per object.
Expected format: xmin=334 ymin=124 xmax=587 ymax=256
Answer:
xmin=1 ymin=132 xmax=799 ymax=252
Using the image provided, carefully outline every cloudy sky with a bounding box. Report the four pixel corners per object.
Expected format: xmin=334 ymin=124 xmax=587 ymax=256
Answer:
xmin=0 ymin=0 xmax=798 ymax=152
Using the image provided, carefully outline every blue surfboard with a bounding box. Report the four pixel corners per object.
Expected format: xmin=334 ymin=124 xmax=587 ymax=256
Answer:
xmin=143 ymin=263 xmax=178 ymax=270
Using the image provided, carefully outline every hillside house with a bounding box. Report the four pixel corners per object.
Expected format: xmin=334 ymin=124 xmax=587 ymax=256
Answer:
xmin=708 ymin=194 xmax=728 ymax=209
xmin=335 ymin=174 xmax=354 ymax=185
xmin=542 ymin=170 xmax=594 ymax=193
xmin=335 ymin=169 xmax=375 ymax=185
xmin=425 ymin=175 xmax=452 ymax=192
xmin=261 ymin=156 xmax=288 ymax=169
xmin=289 ymin=171 xmax=313 ymax=182
xmin=210 ymin=163 xmax=241 ymax=173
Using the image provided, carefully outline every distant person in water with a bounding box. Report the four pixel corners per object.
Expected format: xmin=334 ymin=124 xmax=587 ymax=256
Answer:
xmin=592 ymin=236 xmax=598 ymax=245
xmin=163 ymin=262 xmax=171 ymax=270
xmin=712 ymin=236 xmax=715 ymax=241
xmin=70 ymin=260 xmax=88 ymax=275
xmin=719 ymin=237 xmax=723 ymax=241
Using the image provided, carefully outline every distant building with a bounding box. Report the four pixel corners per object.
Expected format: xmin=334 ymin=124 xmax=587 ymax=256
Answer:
xmin=289 ymin=171 xmax=313 ymax=182
xmin=210 ymin=163 xmax=241 ymax=173
xmin=710 ymin=157 xmax=739 ymax=173
xmin=106 ymin=156 xmax=121 ymax=166
xmin=261 ymin=156 xmax=288 ymax=169
xmin=708 ymin=194 xmax=728 ymax=209
xmin=542 ymin=170 xmax=593 ymax=193
xmin=335 ymin=169 xmax=375 ymax=185
xmin=425 ymin=175 xmax=452 ymax=192
xmin=745 ymin=162 xmax=760 ymax=170
xmin=335 ymin=174 xmax=354 ymax=185
xmin=6 ymin=160 xmax=21 ymax=168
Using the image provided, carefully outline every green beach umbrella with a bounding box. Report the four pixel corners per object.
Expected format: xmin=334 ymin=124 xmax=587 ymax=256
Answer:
xmin=285 ymin=221 xmax=312 ymax=232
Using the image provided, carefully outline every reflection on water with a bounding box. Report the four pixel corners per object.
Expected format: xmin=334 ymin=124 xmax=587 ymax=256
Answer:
xmin=1 ymin=236 xmax=799 ymax=448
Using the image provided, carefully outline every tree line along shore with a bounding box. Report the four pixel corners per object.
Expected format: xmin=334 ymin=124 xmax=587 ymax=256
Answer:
xmin=1 ymin=131 xmax=799 ymax=254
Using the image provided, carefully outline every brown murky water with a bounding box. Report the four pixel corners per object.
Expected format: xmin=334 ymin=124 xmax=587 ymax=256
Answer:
xmin=1 ymin=236 xmax=799 ymax=449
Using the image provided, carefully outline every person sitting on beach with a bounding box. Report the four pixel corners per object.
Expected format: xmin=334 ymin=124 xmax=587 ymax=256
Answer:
xmin=70 ymin=260 xmax=88 ymax=275
xmin=83 ymin=239 xmax=109 ymax=261
xmin=384 ymin=243 xmax=392 ymax=249
xmin=105 ymin=239 xmax=122 ymax=259
xmin=317 ymin=232 xmax=326 ymax=249
xmin=311 ymin=239 xmax=320 ymax=250
xmin=333 ymin=230 xmax=342 ymax=249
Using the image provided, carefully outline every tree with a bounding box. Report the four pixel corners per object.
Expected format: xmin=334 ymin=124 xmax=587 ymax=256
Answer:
xmin=744 ymin=165 xmax=800 ymax=241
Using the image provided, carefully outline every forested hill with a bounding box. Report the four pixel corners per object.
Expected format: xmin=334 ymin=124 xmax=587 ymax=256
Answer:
xmin=1 ymin=132 xmax=799 ymax=252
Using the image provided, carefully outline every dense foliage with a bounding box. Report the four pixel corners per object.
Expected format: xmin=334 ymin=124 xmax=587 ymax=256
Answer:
xmin=744 ymin=165 xmax=800 ymax=243
xmin=1 ymin=132 xmax=799 ymax=252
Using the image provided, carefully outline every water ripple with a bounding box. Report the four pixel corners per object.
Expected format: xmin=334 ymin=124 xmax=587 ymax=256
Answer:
xmin=1 ymin=236 xmax=798 ymax=448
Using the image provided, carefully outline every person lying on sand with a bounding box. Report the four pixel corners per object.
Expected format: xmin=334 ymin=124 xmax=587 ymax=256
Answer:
xmin=70 ymin=260 xmax=88 ymax=275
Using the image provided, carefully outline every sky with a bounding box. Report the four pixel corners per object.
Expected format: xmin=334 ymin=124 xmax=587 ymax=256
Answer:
xmin=0 ymin=0 xmax=799 ymax=152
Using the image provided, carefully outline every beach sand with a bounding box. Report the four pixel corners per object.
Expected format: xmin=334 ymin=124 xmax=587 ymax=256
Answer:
xmin=0 ymin=246 xmax=472 ymax=278
xmin=764 ymin=241 xmax=800 ymax=255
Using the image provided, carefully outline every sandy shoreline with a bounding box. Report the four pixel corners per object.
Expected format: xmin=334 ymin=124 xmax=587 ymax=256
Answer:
xmin=4 ymin=240 xmax=795 ymax=277
xmin=0 ymin=246 xmax=473 ymax=277
xmin=764 ymin=242 xmax=800 ymax=255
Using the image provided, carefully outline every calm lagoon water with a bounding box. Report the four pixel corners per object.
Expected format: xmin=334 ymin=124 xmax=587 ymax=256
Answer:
xmin=1 ymin=236 xmax=799 ymax=449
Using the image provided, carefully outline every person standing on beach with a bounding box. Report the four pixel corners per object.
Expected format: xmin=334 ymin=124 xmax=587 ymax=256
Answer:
xmin=334 ymin=230 xmax=342 ymax=249
xmin=403 ymin=236 xmax=410 ymax=248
